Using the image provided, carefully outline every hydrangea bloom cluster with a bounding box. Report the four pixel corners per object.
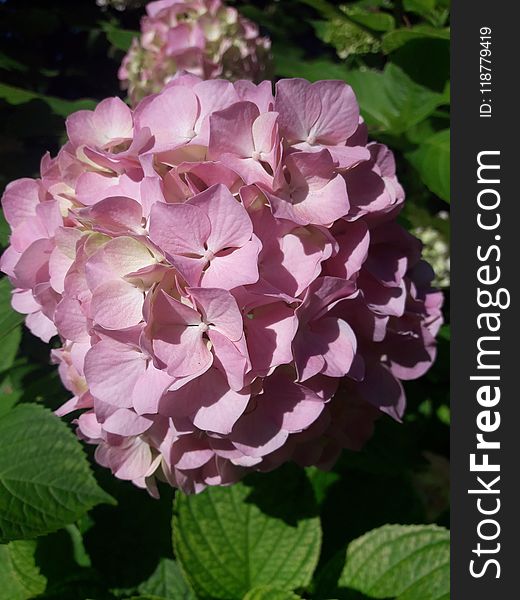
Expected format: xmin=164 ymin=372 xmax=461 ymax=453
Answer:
xmin=0 ymin=76 xmax=443 ymax=494
xmin=119 ymin=0 xmax=272 ymax=104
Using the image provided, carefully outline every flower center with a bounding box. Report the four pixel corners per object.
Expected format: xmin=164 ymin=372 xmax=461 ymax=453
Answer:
xmin=202 ymin=248 xmax=215 ymax=263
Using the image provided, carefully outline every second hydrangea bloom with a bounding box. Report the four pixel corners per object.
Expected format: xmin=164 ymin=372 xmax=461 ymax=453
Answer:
xmin=0 ymin=76 xmax=443 ymax=494
xmin=119 ymin=0 xmax=272 ymax=103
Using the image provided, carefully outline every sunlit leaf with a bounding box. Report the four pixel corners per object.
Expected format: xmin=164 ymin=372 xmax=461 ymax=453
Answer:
xmin=339 ymin=524 xmax=450 ymax=600
xmin=173 ymin=467 xmax=321 ymax=600
xmin=407 ymin=129 xmax=450 ymax=202
xmin=138 ymin=559 xmax=195 ymax=600
xmin=0 ymin=83 xmax=96 ymax=118
xmin=346 ymin=64 xmax=445 ymax=134
xmin=383 ymin=26 xmax=450 ymax=53
xmin=0 ymin=279 xmax=24 ymax=343
xmin=101 ymin=22 xmax=138 ymax=52
xmin=0 ymin=541 xmax=46 ymax=600
xmin=0 ymin=404 xmax=115 ymax=542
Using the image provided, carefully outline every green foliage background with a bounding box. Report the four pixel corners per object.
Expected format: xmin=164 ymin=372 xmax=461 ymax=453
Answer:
xmin=0 ymin=1 xmax=450 ymax=598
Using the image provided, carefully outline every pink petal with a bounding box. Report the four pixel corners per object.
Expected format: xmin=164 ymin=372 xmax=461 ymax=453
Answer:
xmin=262 ymin=228 xmax=326 ymax=297
xmin=161 ymin=368 xmax=250 ymax=435
xmin=192 ymin=79 xmax=240 ymax=143
xmin=170 ymin=436 xmax=214 ymax=470
xmin=245 ymin=302 xmax=298 ymax=376
xmin=208 ymin=329 xmax=249 ymax=391
xmin=85 ymin=236 xmax=156 ymax=289
xmin=234 ymin=80 xmax=275 ymax=113
xmin=188 ymin=184 xmax=253 ymax=251
xmin=252 ymin=111 xmax=279 ymax=155
xmin=188 ymin=287 xmax=243 ymax=340
xmin=1 ymin=178 xmax=39 ymax=227
xmin=324 ymin=221 xmax=369 ymax=280
xmin=66 ymin=110 xmax=97 ymax=148
xmin=11 ymin=289 xmax=40 ymax=314
xmin=55 ymin=297 xmax=89 ymax=342
xmin=153 ymin=323 xmax=212 ymax=379
xmin=92 ymin=97 xmax=133 ymax=144
xmin=80 ymin=196 xmax=143 ymax=235
xmin=263 ymin=374 xmax=325 ymax=433
xmin=133 ymin=364 xmax=173 ymax=415
xmin=208 ymin=102 xmax=258 ymax=158
xmin=153 ymin=289 xmax=201 ymax=327
xmin=355 ymin=362 xmax=406 ymax=421
xmin=13 ymin=238 xmax=53 ymax=289
xmin=202 ymin=237 xmax=261 ymax=290
xmin=149 ymin=201 xmax=209 ymax=258
xmin=77 ymin=411 xmax=103 ymax=440
xmin=76 ymin=172 xmax=143 ymax=207
xmin=231 ymin=405 xmax=289 ymax=458
xmin=136 ymin=85 xmax=199 ymax=151
xmin=311 ymin=317 xmax=357 ymax=378
xmin=90 ymin=279 xmax=144 ymax=329
xmin=102 ymin=408 xmax=153 ymax=436
xmin=106 ymin=439 xmax=154 ymax=481
xmin=84 ymin=339 xmax=146 ymax=408
xmin=25 ymin=311 xmax=57 ymax=343
xmin=275 ymin=79 xmax=359 ymax=145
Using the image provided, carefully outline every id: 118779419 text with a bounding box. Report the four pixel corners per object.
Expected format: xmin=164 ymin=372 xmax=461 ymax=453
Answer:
xmin=480 ymin=27 xmax=492 ymax=118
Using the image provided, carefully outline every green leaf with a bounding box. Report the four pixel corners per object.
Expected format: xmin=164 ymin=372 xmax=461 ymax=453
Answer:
xmin=0 ymin=540 xmax=46 ymax=600
xmin=273 ymin=43 xmax=348 ymax=82
xmin=274 ymin=46 xmax=350 ymax=81
xmin=138 ymin=559 xmax=195 ymax=600
xmin=0 ymin=362 xmax=65 ymax=417
xmin=0 ymin=213 xmax=10 ymax=248
xmin=64 ymin=524 xmax=92 ymax=568
xmin=404 ymin=0 xmax=449 ymax=26
xmin=391 ymin=37 xmax=450 ymax=93
xmin=0 ymin=53 xmax=28 ymax=73
xmin=346 ymin=64 xmax=445 ymax=135
xmin=0 ymin=279 xmax=24 ymax=343
xmin=343 ymin=6 xmax=395 ymax=33
xmin=173 ymin=466 xmax=321 ymax=600
xmin=437 ymin=405 xmax=450 ymax=426
xmin=0 ymin=326 xmax=21 ymax=373
xmin=406 ymin=119 xmax=438 ymax=145
xmin=305 ymin=466 xmax=339 ymax=506
xmin=403 ymin=0 xmax=436 ymax=15
xmin=243 ymin=587 xmax=302 ymax=600
xmin=0 ymin=404 xmax=115 ymax=542
xmin=0 ymin=374 xmax=21 ymax=417
xmin=407 ymin=129 xmax=450 ymax=202
xmin=0 ymin=83 xmax=96 ymax=118
xmin=439 ymin=325 xmax=450 ymax=342
xmin=339 ymin=524 xmax=450 ymax=600
xmin=297 ymin=0 xmax=344 ymax=20
xmin=382 ymin=26 xmax=450 ymax=53
xmin=101 ymin=22 xmax=139 ymax=52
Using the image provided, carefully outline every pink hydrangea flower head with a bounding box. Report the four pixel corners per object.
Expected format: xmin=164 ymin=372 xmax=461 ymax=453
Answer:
xmin=1 ymin=76 xmax=442 ymax=495
xmin=119 ymin=0 xmax=273 ymax=104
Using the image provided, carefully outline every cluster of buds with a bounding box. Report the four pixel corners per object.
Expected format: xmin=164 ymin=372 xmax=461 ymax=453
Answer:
xmin=119 ymin=0 xmax=272 ymax=104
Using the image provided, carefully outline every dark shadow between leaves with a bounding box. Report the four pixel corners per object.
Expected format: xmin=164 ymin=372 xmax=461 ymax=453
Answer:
xmin=242 ymin=463 xmax=319 ymax=526
xmin=84 ymin=466 xmax=175 ymax=589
